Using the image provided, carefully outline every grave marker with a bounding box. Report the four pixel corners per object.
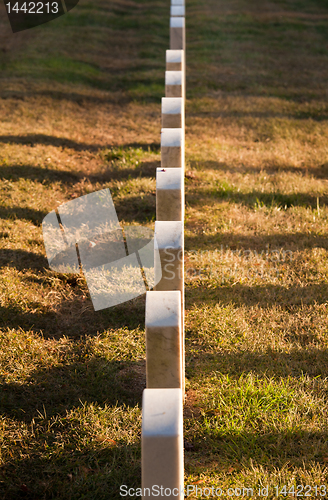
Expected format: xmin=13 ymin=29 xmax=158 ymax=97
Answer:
xmin=165 ymin=70 xmax=184 ymax=98
xmin=166 ymin=49 xmax=184 ymax=72
xmin=162 ymin=97 xmax=184 ymax=128
xmin=154 ymin=221 xmax=183 ymax=295
xmin=161 ymin=128 xmax=184 ymax=169
xmin=142 ymin=388 xmax=184 ymax=499
xmin=156 ymin=167 xmax=184 ymax=222
xmin=170 ymin=17 xmax=185 ymax=51
xmin=154 ymin=220 xmax=185 ymax=392
xmin=145 ymin=291 xmax=182 ymax=389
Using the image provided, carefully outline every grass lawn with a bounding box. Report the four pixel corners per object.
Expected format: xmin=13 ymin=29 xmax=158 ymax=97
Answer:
xmin=1 ymin=0 xmax=328 ymax=498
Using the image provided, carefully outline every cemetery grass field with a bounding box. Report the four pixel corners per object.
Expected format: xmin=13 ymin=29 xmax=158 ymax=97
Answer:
xmin=1 ymin=0 xmax=328 ymax=497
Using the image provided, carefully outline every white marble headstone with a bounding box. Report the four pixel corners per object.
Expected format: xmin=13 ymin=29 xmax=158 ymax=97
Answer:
xmin=170 ymin=17 xmax=185 ymax=51
xmin=161 ymin=128 xmax=184 ymax=169
xmin=162 ymin=97 xmax=184 ymax=129
xmin=142 ymin=388 xmax=184 ymax=499
xmin=165 ymin=70 xmax=184 ymax=98
xmin=145 ymin=291 xmax=182 ymax=389
xmin=166 ymin=49 xmax=184 ymax=72
xmin=156 ymin=167 xmax=184 ymax=221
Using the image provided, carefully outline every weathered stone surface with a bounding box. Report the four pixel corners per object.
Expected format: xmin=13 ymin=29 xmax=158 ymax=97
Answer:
xmin=162 ymin=97 xmax=184 ymax=129
xmin=170 ymin=17 xmax=185 ymax=51
xmin=156 ymin=167 xmax=183 ymax=221
xmin=145 ymin=291 xmax=182 ymax=389
xmin=161 ymin=128 xmax=184 ymax=169
xmin=165 ymin=70 xmax=184 ymax=98
xmin=170 ymin=6 xmax=185 ymax=17
xmin=166 ymin=49 xmax=184 ymax=71
xmin=142 ymin=388 xmax=184 ymax=499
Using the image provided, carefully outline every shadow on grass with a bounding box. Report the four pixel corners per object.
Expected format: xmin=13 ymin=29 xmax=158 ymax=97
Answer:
xmin=0 ymin=88 xmax=120 ymax=105
xmin=0 ymin=356 xmax=144 ymax=498
xmin=0 ymin=160 xmax=158 ymax=186
xmin=188 ymin=159 xmax=328 ymax=180
xmin=0 ymin=134 xmax=160 ymax=154
xmin=113 ymin=193 xmax=156 ymax=223
xmin=0 ymin=206 xmax=48 ymax=225
xmin=90 ymin=160 xmax=160 ymax=183
xmin=0 ymin=358 xmax=145 ymax=421
xmin=0 ymin=249 xmax=48 ymax=271
xmin=187 ymin=186 xmax=328 ymax=210
xmin=0 ymin=162 xmax=80 ymax=184
xmin=0 ymin=134 xmax=102 ymax=152
xmin=185 ymin=231 xmax=328 ymax=252
xmin=0 ymin=79 xmax=161 ymax=103
xmin=186 ymin=283 xmax=328 ymax=309
xmin=0 ymin=288 xmax=146 ymax=338
xmin=1 ymin=438 xmax=141 ymax=500
xmin=186 ymin=108 xmax=328 ymax=122
xmin=186 ymin=345 xmax=328 ymax=380
xmin=185 ymin=428 xmax=328 ymax=471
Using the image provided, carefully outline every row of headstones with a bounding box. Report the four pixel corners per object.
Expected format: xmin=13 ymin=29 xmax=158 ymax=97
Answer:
xmin=141 ymin=1 xmax=186 ymax=498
